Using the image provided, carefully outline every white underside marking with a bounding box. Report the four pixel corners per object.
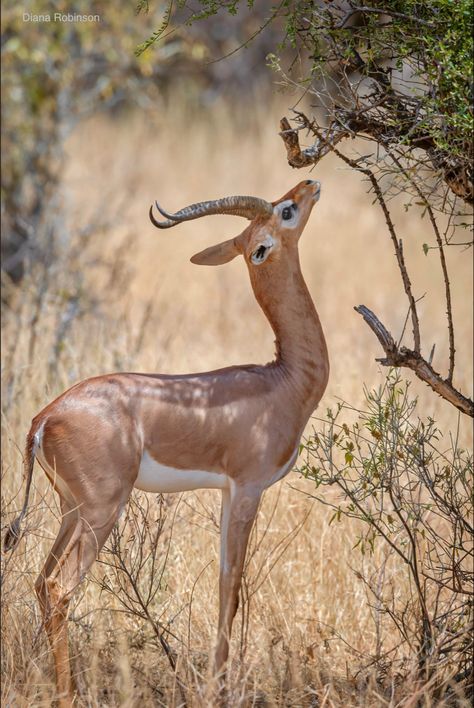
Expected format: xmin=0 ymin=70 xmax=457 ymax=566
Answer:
xmin=134 ymin=450 xmax=230 ymax=493
xmin=33 ymin=421 xmax=45 ymax=455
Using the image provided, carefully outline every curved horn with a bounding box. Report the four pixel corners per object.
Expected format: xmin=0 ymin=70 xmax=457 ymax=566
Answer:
xmin=149 ymin=204 xmax=179 ymax=229
xmin=149 ymin=195 xmax=273 ymax=229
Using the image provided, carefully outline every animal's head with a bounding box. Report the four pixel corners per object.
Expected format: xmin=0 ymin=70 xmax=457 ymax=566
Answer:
xmin=149 ymin=180 xmax=321 ymax=269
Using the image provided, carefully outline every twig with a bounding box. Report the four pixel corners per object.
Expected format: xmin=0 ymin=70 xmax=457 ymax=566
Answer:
xmin=338 ymin=6 xmax=436 ymax=29
xmin=387 ymin=149 xmax=456 ymax=382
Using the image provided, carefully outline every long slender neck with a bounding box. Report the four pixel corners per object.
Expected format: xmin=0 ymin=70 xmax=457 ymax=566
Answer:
xmin=248 ymin=250 xmax=329 ymax=407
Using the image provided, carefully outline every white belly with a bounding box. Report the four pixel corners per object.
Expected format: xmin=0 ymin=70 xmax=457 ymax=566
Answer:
xmin=134 ymin=450 xmax=230 ymax=493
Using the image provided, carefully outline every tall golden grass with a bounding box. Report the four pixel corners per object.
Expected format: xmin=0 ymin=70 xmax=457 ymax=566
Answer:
xmin=1 ymin=100 xmax=472 ymax=706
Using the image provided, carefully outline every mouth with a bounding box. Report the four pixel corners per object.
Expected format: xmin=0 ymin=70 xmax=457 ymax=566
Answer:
xmin=312 ymin=180 xmax=321 ymax=202
xmin=305 ymin=179 xmax=322 ymax=202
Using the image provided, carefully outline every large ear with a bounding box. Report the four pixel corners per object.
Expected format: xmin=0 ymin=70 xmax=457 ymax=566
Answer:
xmin=190 ymin=237 xmax=240 ymax=266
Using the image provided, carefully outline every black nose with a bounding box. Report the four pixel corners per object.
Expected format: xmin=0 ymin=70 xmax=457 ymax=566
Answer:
xmin=305 ymin=179 xmax=314 ymax=185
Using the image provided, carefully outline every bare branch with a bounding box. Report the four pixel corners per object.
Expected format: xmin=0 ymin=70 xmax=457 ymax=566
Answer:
xmin=387 ymin=149 xmax=456 ymax=382
xmin=354 ymin=305 xmax=473 ymax=417
xmin=279 ymin=117 xmax=347 ymax=167
xmin=338 ymin=6 xmax=436 ymax=29
xmin=280 ymin=102 xmax=474 ymax=205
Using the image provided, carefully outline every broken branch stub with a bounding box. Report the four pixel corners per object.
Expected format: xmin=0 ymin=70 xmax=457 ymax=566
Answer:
xmin=355 ymin=305 xmax=473 ymax=417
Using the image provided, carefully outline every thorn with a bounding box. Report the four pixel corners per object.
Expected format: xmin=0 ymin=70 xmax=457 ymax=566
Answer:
xmin=428 ymin=343 xmax=436 ymax=365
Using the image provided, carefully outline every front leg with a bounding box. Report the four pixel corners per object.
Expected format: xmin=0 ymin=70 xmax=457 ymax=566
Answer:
xmin=214 ymin=483 xmax=262 ymax=680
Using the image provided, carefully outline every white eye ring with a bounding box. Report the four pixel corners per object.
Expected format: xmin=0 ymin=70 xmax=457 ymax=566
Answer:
xmin=275 ymin=200 xmax=299 ymax=228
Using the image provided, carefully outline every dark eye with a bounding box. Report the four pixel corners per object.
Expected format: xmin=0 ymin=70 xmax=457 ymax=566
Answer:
xmin=282 ymin=205 xmax=294 ymax=220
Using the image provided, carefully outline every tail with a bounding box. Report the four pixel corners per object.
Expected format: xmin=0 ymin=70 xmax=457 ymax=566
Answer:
xmin=3 ymin=428 xmax=37 ymax=553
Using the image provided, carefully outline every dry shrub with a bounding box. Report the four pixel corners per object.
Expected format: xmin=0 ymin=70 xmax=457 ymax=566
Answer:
xmin=299 ymin=371 xmax=473 ymax=700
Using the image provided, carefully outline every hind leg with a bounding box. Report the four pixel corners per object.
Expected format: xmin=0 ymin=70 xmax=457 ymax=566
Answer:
xmin=36 ymin=491 xmax=131 ymax=707
xmin=35 ymin=505 xmax=82 ymax=707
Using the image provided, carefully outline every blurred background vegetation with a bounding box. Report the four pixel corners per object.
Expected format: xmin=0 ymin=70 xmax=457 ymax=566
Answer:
xmin=2 ymin=0 xmax=281 ymax=281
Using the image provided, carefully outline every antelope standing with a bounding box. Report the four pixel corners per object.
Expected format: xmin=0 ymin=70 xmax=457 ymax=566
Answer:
xmin=4 ymin=179 xmax=329 ymax=706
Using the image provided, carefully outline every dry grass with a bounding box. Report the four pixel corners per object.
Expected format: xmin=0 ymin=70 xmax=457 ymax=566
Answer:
xmin=1 ymin=99 xmax=472 ymax=707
